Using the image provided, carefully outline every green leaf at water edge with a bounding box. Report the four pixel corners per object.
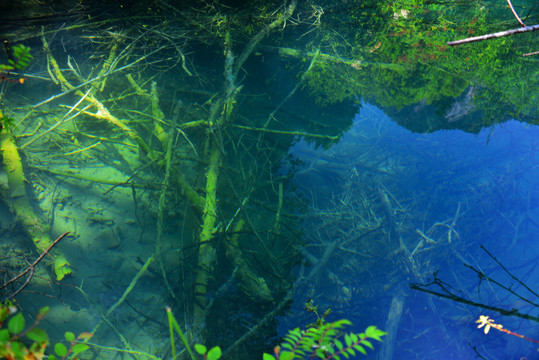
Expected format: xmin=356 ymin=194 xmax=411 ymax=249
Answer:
xmin=362 ymin=339 xmax=373 ymax=349
xmin=262 ymin=353 xmax=276 ymax=360
xmin=194 ymin=344 xmax=207 ymax=355
xmin=10 ymin=341 xmax=23 ymax=360
xmin=55 ymin=342 xmax=68 ymax=357
xmin=315 ymin=348 xmax=326 ymax=358
xmin=64 ymin=331 xmax=75 ymax=342
xmin=26 ymin=328 xmax=49 ymax=344
xmin=0 ymin=329 xmax=9 ymax=343
xmin=206 ymin=346 xmax=221 ymax=360
xmin=365 ymin=325 xmax=386 ymax=341
xmin=344 ymin=334 xmax=352 ymax=347
xmin=8 ymin=313 xmax=25 ymax=335
xmin=354 ymin=345 xmax=367 ymax=355
xmin=72 ymin=343 xmax=90 ymax=355
xmin=281 ymin=342 xmax=293 ymax=350
xmin=279 ymin=351 xmax=294 ymax=360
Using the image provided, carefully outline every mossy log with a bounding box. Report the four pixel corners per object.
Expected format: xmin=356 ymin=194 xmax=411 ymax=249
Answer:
xmin=193 ymin=142 xmax=221 ymax=327
xmin=0 ymin=124 xmax=71 ymax=280
xmin=225 ymin=220 xmax=272 ymax=301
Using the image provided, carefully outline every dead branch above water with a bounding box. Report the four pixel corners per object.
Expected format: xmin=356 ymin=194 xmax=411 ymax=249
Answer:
xmin=447 ymin=24 xmax=539 ymax=46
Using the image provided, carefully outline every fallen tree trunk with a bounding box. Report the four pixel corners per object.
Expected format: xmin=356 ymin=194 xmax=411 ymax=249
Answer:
xmin=0 ymin=112 xmax=72 ymax=280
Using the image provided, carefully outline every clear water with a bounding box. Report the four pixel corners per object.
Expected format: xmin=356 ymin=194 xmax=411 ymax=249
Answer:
xmin=282 ymin=103 xmax=539 ymax=359
xmin=0 ymin=1 xmax=538 ymax=360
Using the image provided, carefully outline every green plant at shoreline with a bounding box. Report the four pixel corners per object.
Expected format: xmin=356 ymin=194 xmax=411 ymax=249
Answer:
xmin=167 ymin=304 xmax=385 ymax=360
xmin=305 ymin=299 xmax=332 ymax=329
xmin=264 ymin=320 xmax=385 ymax=360
xmin=0 ymin=301 xmax=92 ymax=360
xmin=0 ymin=44 xmax=32 ymax=134
xmin=0 ymin=44 xmax=33 ymax=73
xmin=0 ymin=301 xmax=384 ymax=360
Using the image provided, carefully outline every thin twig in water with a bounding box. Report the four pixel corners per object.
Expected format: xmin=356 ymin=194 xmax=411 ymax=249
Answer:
xmin=1 ymin=232 xmax=69 ymax=298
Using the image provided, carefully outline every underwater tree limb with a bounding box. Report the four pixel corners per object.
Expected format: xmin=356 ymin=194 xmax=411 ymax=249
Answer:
xmin=154 ymin=92 xmax=177 ymax=303
xmin=29 ymin=165 xmax=161 ymax=189
xmin=125 ymin=74 xmax=149 ymax=97
xmin=193 ymin=28 xmax=237 ymax=330
xmin=1 ymin=231 xmax=69 ymax=300
xmin=21 ymin=90 xmax=92 ymax=150
xmin=480 ymin=244 xmax=539 ymax=300
xmin=41 ymin=31 xmax=155 ymax=157
xmin=91 ymin=254 xmax=155 ymax=335
xmin=464 ymin=263 xmax=539 ymax=310
xmin=379 ymin=292 xmax=405 ymax=360
xmin=258 ymin=45 xmax=404 ymax=70
xmin=84 ymin=342 xmax=160 ymax=360
xmin=174 ymin=173 xmax=205 ymax=214
xmin=98 ymin=315 xmax=134 ymax=354
xmin=410 ymin=280 xmax=539 ymax=323
xmin=193 ymin=142 xmax=221 ymax=327
xmin=223 ymin=242 xmax=329 ymax=358
xmin=225 ymin=220 xmax=272 ymax=302
xmin=142 ymin=27 xmax=193 ymax=77
xmin=192 ymin=1 xmax=302 ymax=332
xmin=95 ymin=41 xmax=119 ymax=92
xmin=224 ymin=290 xmax=293 ymax=358
xmin=33 ymin=46 xmax=170 ymax=108
xmin=233 ymin=123 xmax=339 ymax=140
xmin=41 ymin=41 xmax=204 ymax=214
xmin=232 ymin=0 xmax=298 ymax=79
xmin=0 ymin=122 xmax=72 ymax=280
xmin=224 ymin=171 xmax=284 ymax=277
xmin=273 ymin=182 xmax=283 ymax=235
xmin=264 ymin=47 xmax=320 ymax=129
xmin=150 ymin=82 xmax=170 ymax=150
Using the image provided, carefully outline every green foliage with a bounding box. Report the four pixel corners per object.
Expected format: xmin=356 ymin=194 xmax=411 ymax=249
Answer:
xmin=305 ymin=299 xmax=332 ymax=328
xmin=264 ymin=319 xmax=385 ymax=360
xmin=0 ymin=44 xmax=33 ymax=72
xmin=166 ymin=306 xmax=383 ymax=360
xmin=1 ymin=303 xmax=382 ymax=360
xmin=7 ymin=313 xmax=25 ymax=335
xmin=166 ymin=308 xmax=383 ymax=360
xmin=300 ymin=0 xmax=537 ymax=128
xmin=195 ymin=343 xmax=222 ymax=360
xmin=0 ymin=301 xmax=92 ymax=360
xmin=166 ymin=306 xmax=196 ymax=360
xmin=1 ymin=44 xmax=32 ymax=134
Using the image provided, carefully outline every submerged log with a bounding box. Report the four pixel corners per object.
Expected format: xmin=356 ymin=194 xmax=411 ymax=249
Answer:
xmin=0 ymin=114 xmax=71 ymax=280
xmin=378 ymin=292 xmax=405 ymax=360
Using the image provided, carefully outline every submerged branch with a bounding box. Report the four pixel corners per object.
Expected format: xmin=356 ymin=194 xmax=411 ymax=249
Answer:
xmin=1 ymin=232 xmax=69 ymax=297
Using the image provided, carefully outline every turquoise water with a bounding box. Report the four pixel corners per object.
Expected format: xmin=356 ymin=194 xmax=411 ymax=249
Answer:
xmin=0 ymin=1 xmax=538 ymax=360
xmin=282 ymin=103 xmax=539 ymax=359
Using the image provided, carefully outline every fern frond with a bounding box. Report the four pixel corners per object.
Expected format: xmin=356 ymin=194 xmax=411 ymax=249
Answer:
xmin=2 ymin=45 xmax=33 ymax=72
xmin=266 ymin=319 xmax=386 ymax=360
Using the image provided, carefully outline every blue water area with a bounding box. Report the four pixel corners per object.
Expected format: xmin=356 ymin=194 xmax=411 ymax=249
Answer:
xmin=281 ymin=102 xmax=539 ymax=360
